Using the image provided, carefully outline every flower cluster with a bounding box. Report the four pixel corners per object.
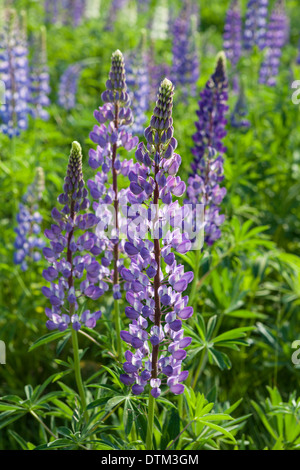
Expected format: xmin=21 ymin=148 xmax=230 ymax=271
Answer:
xmin=87 ymin=50 xmax=138 ymax=300
xmin=0 ymin=10 xmax=30 ymax=137
xmin=230 ymin=83 xmax=250 ymax=130
xmin=191 ymin=52 xmax=229 ymax=171
xmin=45 ymin=0 xmax=86 ymax=27
xmin=126 ymin=49 xmax=150 ymax=135
xmin=259 ymin=0 xmax=289 ymax=86
xmin=58 ymin=63 xmax=82 ymax=110
xmin=171 ymin=1 xmax=199 ymax=99
xmin=223 ymin=0 xmax=242 ymax=69
xmin=188 ymin=53 xmax=228 ymax=246
xmin=42 ymin=142 xmax=103 ymax=331
xmin=119 ymin=78 xmax=194 ymax=398
xmin=30 ymin=27 xmax=51 ymax=121
xmin=243 ymin=0 xmax=269 ymax=51
xmin=14 ymin=167 xmax=45 ymax=271
xmin=106 ymin=0 xmax=129 ymax=30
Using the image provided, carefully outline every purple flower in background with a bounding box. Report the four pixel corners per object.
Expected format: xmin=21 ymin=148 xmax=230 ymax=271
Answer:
xmin=45 ymin=0 xmax=86 ymax=27
xmin=126 ymin=49 xmax=150 ymax=135
xmin=137 ymin=0 xmax=150 ymax=15
xmin=29 ymin=27 xmax=51 ymax=121
xmin=244 ymin=0 xmax=269 ymax=51
xmin=230 ymin=82 xmax=251 ymax=130
xmin=223 ymin=0 xmax=242 ymax=69
xmin=119 ymin=78 xmax=194 ymax=398
xmin=297 ymin=39 xmax=300 ymax=65
xmin=42 ymin=142 xmax=103 ymax=332
xmin=14 ymin=167 xmax=45 ymax=272
xmin=259 ymin=0 xmax=289 ymax=86
xmin=58 ymin=63 xmax=82 ymax=110
xmin=87 ymin=50 xmax=138 ymax=302
xmin=191 ymin=52 xmax=229 ymax=170
xmin=171 ymin=1 xmax=200 ymax=99
xmin=0 ymin=10 xmax=30 ymax=138
xmin=106 ymin=0 xmax=129 ymax=30
xmin=187 ymin=53 xmax=228 ymax=246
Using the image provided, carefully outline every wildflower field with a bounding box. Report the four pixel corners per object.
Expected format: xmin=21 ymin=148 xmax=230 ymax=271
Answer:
xmin=0 ymin=0 xmax=300 ymax=452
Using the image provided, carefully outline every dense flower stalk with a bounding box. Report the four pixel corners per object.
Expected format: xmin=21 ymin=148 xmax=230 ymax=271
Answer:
xmin=126 ymin=50 xmax=150 ymax=135
xmin=243 ymin=0 xmax=269 ymax=51
xmin=119 ymin=78 xmax=194 ymax=398
xmin=58 ymin=63 xmax=82 ymax=110
xmin=0 ymin=10 xmax=30 ymax=137
xmin=29 ymin=27 xmax=50 ymax=121
xmin=87 ymin=50 xmax=138 ymax=302
xmin=42 ymin=142 xmax=102 ymax=331
xmin=45 ymin=0 xmax=86 ymax=26
xmin=171 ymin=1 xmax=199 ymax=99
xmin=223 ymin=0 xmax=242 ymax=68
xmin=258 ymin=0 xmax=289 ymax=86
xmin=191 ymin=52 xmax=229 ymax=169
xmin=230 ymin=82 xmax=250 ymax=130
xmin=188 ymin=53 xmax=228 ymax=246
xmin=14 ymin=167 xmax=45 ymax=271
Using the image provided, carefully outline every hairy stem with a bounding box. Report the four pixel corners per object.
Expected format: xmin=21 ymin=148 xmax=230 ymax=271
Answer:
xmin=145 ymin=391 xmax=155 ymax=450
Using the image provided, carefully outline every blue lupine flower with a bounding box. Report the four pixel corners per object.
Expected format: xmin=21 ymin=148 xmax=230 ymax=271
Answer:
xmin=126 ymin=50 xmax=150 ymax=135
xmin=120 ymin=78 xmax=194 ymax=398
xmin=259 ymin=0 xmax=289 ymax=86
xmin=42 ymin=142 xmax=102 ymax=331
xmin=0 ymin=10 xmax=30 ymax=138
xmin=171 ymin=1 xmax=200 ymax=99
xmin=30 ymin=27 xmax=51 ymax=121
xmin=244 ymin=0 xmax=269 ymax=51
xmin=58 ymin=63 xmax=82 ymax=110
xmin=14 ymin=167 xmax=45 ymax=272
xmin=187 ymin=53 xmax=228 ymax=247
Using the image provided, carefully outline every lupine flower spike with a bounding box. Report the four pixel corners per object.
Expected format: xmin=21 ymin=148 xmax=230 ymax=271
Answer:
xmin=223 ymin=0 xmax=242 ymax=91
xmin=230 ymin=82 xmax=251 ymax=130
xmin=171 ymin=1 xmax=200 ymax=100
xmin=259 ymin=0 xmax=289 ymax=87
xmin=126 ymin=44 xmax=150 ymax=135
xmin=14 ymin=167 xmax=45 ymax=271
xmin=244 ymin=0 xmax=269 ymax=51
xmin=0 ymin=9 xmax=30 ymax=137
xmin=58 ymin=63 xmax=83 ymax=110
xmin=87 ymin=50 xmax=138 ymax=355
xmin=30 ymin=26 xmax=51 ymax=121
xmin=42 ymin=142 xmax=102 ymax=332
xmin=188 ymin=52 xmax=228 ymax=246
xmin=120 ymin=78 xmax=194 ymax=398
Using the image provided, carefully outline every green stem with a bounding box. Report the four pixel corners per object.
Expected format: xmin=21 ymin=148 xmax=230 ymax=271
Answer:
xmin=114 ymin=298 xmax=122 ymax=359
xmin=146 ymin=392 xmax=155 ymax=450
xmin=71 ymin=327 xmax=87 ymax=417
xmin=189 ymin=249 xmax=201 ymax=307
xmin=192 ymin=348 xmax=207 ymax=390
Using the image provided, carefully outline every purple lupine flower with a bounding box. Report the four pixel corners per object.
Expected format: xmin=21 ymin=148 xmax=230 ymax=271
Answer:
xmin=29 ymin=27 xmax=51 ymax=121
xmin=258 ymin=0 xmax=289 ymax=87
xmin=119 ymin=78 xmax=194 ymax=398
xmin=14 ymin=167 xmax=45 ymax=271
xmin=297 ymin=39 xmax=300 ymax=66
xmin=230 ymin=82 xmax=250 ymax=130
xmin=42 ymin=142 xmax=103 ymax=331
xmin=223 ymin=0 xmax=242 ymax=68
xmin=137 ymin=0 xmax=150 ymax=15
xmin=244 ymin=0 xmax=269 ymax=51
xmin=0 ymin=10 xmax=30 ymax=138
xmin=106 ymin=0 xmax=129 ymax=30
xmin=87 ymin=50 xmax=138 ymax=301
xmin=191 ymin=52 xmax=229 ymax=171
xmin=126 ymin=49 xmax=150 ymax=135
xmin=171 ymin=1 xmax=200 ymax=100
xmin=45 ymin=0 xmax=86 ymax=26
xmin=187 ymin=53 xmax=228 ymax=246
xmin=58 ymin=63 xmax=82 ymax=110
